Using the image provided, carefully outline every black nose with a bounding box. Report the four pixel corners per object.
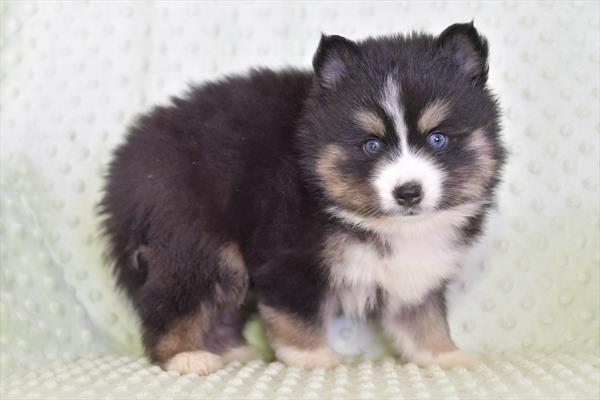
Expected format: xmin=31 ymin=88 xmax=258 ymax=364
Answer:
xmin=393 ymin=183 xmax=423 ymax=206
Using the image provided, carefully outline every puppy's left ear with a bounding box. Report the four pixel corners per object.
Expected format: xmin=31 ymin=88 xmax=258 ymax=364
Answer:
xmin=313 ymin=34 xmax=359 ymax=89
xmin=437 ymin=22 xmax=489 ymax=86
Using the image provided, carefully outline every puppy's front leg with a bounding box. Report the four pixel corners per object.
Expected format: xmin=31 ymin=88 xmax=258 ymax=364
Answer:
xmin=382 ymin=288 xmax=477 ymax=369
xmin=260 ymin=304 xmax=340 ymax=370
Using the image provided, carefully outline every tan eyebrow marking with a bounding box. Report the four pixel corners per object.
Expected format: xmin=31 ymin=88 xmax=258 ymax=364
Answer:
xmin=354 ymin=110 xmax=386 ymax=138
xmin=418 ymin=99 xmax=450 ymax=134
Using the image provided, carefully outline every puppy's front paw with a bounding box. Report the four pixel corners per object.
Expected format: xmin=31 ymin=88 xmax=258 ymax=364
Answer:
xmin=432 ymin=350 xmax=478 ymax=369
xmin=274 ymin=344 xmax=341 ymax=370
xmin=407 ymin=349 xmax=478 ymax=369
xmin=164 ymin=350 xmax=224 ymax=375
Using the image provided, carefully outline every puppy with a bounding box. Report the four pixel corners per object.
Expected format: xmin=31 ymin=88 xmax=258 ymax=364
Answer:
xmin=100 ymin=22 xmax=506 ymax=375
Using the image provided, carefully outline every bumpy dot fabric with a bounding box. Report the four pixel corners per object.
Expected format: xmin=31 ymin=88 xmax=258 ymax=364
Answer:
xmin=1 ymin=352 xmax=599 ymax=400
xmin=1 ymin=1 xmax=598 ymax=399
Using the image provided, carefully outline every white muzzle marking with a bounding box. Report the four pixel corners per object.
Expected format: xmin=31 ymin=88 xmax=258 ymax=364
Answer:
xmin=374 ymin=151 xmax=445 ymax=213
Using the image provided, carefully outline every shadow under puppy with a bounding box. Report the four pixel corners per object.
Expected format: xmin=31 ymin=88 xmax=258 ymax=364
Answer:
xmin=100 ymin=22 xmax=506 ymax=375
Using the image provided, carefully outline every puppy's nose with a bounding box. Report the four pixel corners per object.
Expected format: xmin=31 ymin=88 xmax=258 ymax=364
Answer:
xmin=393 ymin=183 xmax=423 ymax=206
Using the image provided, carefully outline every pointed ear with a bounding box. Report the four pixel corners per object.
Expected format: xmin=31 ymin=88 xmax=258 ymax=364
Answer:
xmin=312 ymin=34 xmax=359 ymax=89
xmin=437 ymin=22 xmax=489 ymax=86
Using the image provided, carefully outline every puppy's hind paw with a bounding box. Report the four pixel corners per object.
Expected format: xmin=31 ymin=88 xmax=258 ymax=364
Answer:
xmin=164 ymin=350 xmax=224 ymax=375
xmin=222 ymin=345 xmax=262 ymax=363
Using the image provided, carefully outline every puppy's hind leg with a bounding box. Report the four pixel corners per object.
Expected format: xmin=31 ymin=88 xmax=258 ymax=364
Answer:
xmin=135 ymin=241 xmax=251 ymax=375
xmin=203 ymin=288 xmax=261 ymax=365
xmin=205 ymin=302 xmax=262 ymax=365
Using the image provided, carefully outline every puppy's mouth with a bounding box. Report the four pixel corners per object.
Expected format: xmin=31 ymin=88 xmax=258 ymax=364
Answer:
xmin=357 ymin=205 xmax=425 ymax=218
xmin=383 ymin=204 xmax=427 ymax=217
xmin=398 ymin=207 xmax=423 ymax=216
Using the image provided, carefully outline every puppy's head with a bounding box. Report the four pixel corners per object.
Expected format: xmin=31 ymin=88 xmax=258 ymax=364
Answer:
xmin=299 ymin=23 xmax=505 ymax=222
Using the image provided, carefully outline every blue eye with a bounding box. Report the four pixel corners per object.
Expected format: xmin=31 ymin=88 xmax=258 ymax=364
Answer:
xmin=427 ymin=131 xmax=448 ymax=150
xmin=363 ymin=138 xmax=382 ymax=155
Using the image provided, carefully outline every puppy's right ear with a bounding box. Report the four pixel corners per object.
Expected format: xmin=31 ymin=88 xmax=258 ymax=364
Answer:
xmin=312 ymin=34 xmax=359 ymax=89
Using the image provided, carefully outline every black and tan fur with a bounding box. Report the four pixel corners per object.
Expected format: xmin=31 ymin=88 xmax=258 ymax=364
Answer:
xmin=100 ymin=23 xmax=506 ymax=374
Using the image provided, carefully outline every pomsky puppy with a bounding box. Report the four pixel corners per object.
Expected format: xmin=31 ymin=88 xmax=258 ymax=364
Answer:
xmin=100 ymin=22 xmax=506 ymax=375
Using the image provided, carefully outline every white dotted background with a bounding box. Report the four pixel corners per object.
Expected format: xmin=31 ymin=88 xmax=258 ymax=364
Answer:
xmin=0 ymin=1 xmax=598 ymax=398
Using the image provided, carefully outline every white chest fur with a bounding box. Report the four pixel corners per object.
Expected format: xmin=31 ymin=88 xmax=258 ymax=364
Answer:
xmin=327 ymin=207 xmax=476 ymax=319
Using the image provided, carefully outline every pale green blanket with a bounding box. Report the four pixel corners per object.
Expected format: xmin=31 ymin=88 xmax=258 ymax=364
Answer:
xmin=1 ymin=1 xmax=598 ymax=398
